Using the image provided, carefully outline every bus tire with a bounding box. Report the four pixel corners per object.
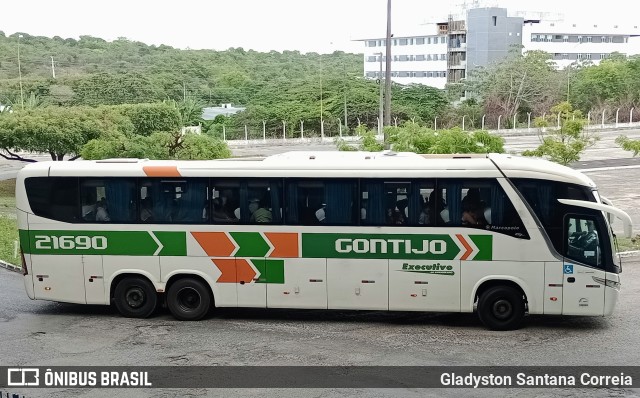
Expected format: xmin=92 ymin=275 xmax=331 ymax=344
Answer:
xmin=477 ymin=285 xmax=525 ymax=331
xmin=167 ymin=278 xmax=211 ymax=321
xmin=113 ymin=277 xmax=158 ymax=318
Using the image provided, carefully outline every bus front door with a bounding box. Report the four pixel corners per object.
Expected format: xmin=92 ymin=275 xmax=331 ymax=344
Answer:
xmin=562 ymin=216 xmax=605 ymax=315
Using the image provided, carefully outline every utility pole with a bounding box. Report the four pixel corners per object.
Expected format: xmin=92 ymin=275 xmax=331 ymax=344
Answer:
xmin=384 ymin=0 xmax=392 ymax=147
xmin=51 ymin=56 xmax=56 ymax=79
xmin=17 ymin=34 xmax=24 ymax=110
xmin=376 ymin=52 xmax=384 ymax=137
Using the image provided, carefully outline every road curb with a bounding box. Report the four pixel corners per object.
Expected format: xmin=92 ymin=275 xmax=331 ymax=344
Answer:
xmin=0 ymin=259 xmax=20 ymax=273
xmin=619 ymin=250 xmax=640 ymax=258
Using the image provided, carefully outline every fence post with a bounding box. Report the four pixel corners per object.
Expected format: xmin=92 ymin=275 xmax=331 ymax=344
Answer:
xmin=282 ymin=120 xmax=286 ymax=141
xmin=300 ymin=120 xmax=304 ymax=139
xmin=244 ymin=125 xmax=248 ymax=143
xmin=527 ymin=112 xmax=531 ymax=130
xmin=631 ymin=107 xmax=635 ymax=126
xmin=434 ymin=116 xmax=438 ymax=130
xmin=587 ymin=111 xmax=591 ymax=126
xmin=616 ymin=108 xmax=620 ymax=128
xmin=601 ymin=110 xmax=605 ymax=128
xmin=497 ymin=115 xmax=502 ymax=131
xmin=321 ymin=119 xmax=325 ymax=140
xmin=513 ymin=114 xmax=516 ymax=130
xmin=557 ymin=113 xmax=561 ymax=129
xmin=481 ymin=114 xmax=485 ymax=130
xmin=338 ymin=119 xmax=342 ymax=138
xmin=462 ymin=115 xmax=466 ymax=131
xmin=222 ymin=125 xmax=226 ymax=141
xmin=262 ymin=120 xmax=266 ymax=142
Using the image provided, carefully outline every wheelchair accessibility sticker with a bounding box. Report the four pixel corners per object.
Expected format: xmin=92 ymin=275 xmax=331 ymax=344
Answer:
xmin=563 ymin=264 xmax=574 ymax=274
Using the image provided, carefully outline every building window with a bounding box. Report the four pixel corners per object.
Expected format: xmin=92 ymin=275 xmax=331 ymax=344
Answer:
xmin=441 ymin=54 xmax=446 ymax=60
xmin=492 ymin=16 xmax=497 ymax=26
xmin=562 ymin=53 xmax=569 ymax=59
xmin=578 ymin=36 xmax=583 ymax=43
xmin=367 ymin=40 xmax=377 ymax=47
xmin=563 ymin=35 xmax=569 ymax=42
xmin=585 ymin=53 xmax=592 ymax=60
xmin=427 ymin=72 xmax=433 ymax=77
xmin=586 ymin=36 xmax=592 ymax=42
xmin=416 ymin=37 xmax=425 ymax=45
xmin=399 ymin=38 xmax=408 ymax=46
xmin=600 ymin=54 xmax=607 ymax=59
xmin=441 ymin=36 xmax=446 ymax=43
xmin=399 ymin=55 xmax=409 ymax=61
xmin=427 ymin=37 xmax=431 ymax=44
xmin=577 ymin=53 xmax=583 ymax=59
xmin=416 ymin=54 xmax=425 ymax=61
xmin=366 ymin=56 xmax=377 ymax=62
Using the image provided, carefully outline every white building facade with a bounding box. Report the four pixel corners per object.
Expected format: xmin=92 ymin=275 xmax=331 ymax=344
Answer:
xmin=522 ymin=20 xmax=639 ymax=68
xmin=358 ymin=7 xmax=640 ymax=89
xmin=362 ymin=30 xmax=449 ymax=89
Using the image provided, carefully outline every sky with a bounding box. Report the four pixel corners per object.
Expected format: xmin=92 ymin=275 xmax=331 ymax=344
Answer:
xmin=0 ymin=0 xmax=638 ymax=54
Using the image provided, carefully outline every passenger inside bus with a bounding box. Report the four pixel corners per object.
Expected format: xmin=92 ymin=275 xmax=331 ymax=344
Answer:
xmin=140 ymin=198 xmax=154 ymax=222
xmin=249 ymin=198 xmax=273 ymax=223
xmin=211 ymin=198 xmax=238 ymax=222
xmin=95 ymin=198 xmax=111 ymax=222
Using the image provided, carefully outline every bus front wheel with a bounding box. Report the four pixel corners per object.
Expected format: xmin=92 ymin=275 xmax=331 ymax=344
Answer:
xmin=113 ymin=277 xmax=158 ymax=318
xmin=477 ymin=285 xmax=525 ymax=331
xmin=167 ymin=278 xmax=211 ymax=321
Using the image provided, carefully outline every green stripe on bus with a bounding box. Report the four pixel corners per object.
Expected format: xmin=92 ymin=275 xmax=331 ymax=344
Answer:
xmin=469 ymin=235 xmax=492 ymax=261
xmin=301 ymin=233 xmax=492 ymax=260
xmin=19 ymin=229 xmax=30 ymax=253
xmin=231 ymin=232 xmax=270 ymax=257
xmin=24 ymin=230 xmax=187 ymax=256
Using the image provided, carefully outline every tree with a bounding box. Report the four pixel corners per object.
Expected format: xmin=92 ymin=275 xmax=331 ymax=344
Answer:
xmin=336 ymin=123 xmax=505 ymax=154
xmin=466 ymin=50 xmax=561 ymax=124
xmin=0 ymin=106 xmax=132 ymax=161
xmin=522 ymin=102 xmax=598 ymax=165
xmin=615 ymin=135 xmax=640 ymax=157
xmin=389 ymin=123 xmax=505 ymax=154
xmin=116 ymin=103 xmax=181 ymax=135
xmin=81 ymin=131 xmax=231 ymax=160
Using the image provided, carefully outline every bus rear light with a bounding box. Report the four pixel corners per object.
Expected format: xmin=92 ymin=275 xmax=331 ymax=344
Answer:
xmin=550 ymin=297 xmax=558 ymax=301
xmin=21 ymin=250 xmax=28 ymax=276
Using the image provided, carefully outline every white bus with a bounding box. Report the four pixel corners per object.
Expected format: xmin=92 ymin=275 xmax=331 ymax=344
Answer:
xmin=15 ymin=152 xmax=632 ymax=330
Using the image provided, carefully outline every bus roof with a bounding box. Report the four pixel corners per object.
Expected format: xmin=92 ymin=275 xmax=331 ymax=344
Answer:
xmin=17 ymin=151 xmax=596 ymax=187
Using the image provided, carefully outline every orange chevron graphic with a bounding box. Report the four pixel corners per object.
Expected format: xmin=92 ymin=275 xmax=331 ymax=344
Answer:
xmin=192 ymin=232 xmax=236 ymax=256
xmin=456 ymin=234 xmax=473 ymax=260
xmin=211 ymin=259 xmax=237 ymax=283
xmin=211 ymin=259 xmax=257 ymax=283
xmin=142 ymin=165 xmax=181 ymax=177
xmin=265 ymin=232 xmax=299 ymax=257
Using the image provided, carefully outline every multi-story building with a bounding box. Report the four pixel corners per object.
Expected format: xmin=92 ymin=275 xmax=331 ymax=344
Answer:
xmin=523 ymin=20 xmax=639 ymax=68
xmin=358 ymin=6 xmax=640 ymax=89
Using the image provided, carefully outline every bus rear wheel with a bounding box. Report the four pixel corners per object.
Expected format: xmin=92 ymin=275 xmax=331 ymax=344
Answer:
xmin=167 ymin=278 xmax=211 ymax=321
xmin=113 ymin=277 xmax=157 ymax=318
xmin=477 ymin=285 xmax=525 ymax=331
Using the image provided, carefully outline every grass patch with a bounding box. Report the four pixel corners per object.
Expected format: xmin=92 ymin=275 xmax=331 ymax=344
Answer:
xmin=616 ymin=235 xmax=640 ymax=253
xmin=0 ymin=179 xmax=16 ymax=218
xmin=0 ymin=179 xmax=18 ymax=265
xmin=0 ymin=216 xmax=19 ymax=264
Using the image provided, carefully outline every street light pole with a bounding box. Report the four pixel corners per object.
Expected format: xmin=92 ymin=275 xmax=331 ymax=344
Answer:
xmin=17 ymin=34 xmax=24 ymax=110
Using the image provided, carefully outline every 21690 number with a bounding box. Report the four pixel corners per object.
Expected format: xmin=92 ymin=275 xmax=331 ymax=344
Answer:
xmin=34 ymin=235 xmax=107 ymax=250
